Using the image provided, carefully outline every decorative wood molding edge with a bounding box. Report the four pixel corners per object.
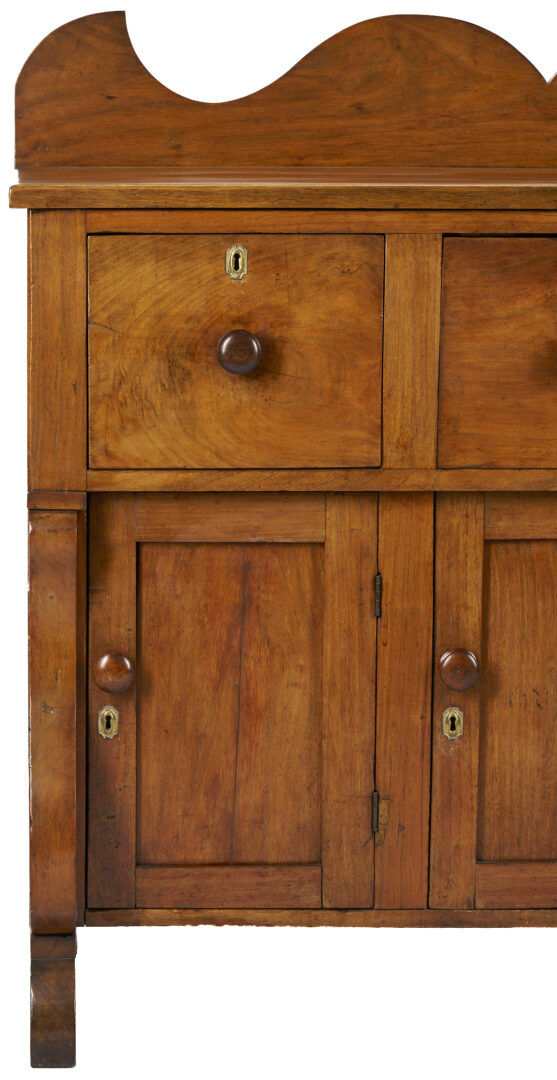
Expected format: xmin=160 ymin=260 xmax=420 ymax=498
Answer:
xmin=15 ymin=12 xmax=557 ymax=170
xmin=85 ymin=908 xmax=557 ymax=927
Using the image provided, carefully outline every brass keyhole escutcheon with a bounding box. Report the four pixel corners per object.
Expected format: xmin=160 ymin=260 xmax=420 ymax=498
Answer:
xmin=98 ymin=705 xmax=119 ymax=740
xmin=225 ymin=243 xmax=248 ymax=279
xmin=442 ymin=706 xmax=464 ymax=741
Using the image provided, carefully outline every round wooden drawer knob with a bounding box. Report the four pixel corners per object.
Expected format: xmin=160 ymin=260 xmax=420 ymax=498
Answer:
xmin=438 ymin=649 xmax=479 ymax=691
xmin=93 ymin=652 xmax=134 ymax=693
xmin=217 ymin=330 xmax=262 ymax=373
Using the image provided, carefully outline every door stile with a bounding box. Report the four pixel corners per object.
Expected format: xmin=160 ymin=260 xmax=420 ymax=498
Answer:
xmin=429 ymin=493 xmax=485 ymax=909
xmin=88 ymin=494 xmax=137 ymax=908
xmin=322 ymin=493 xmax=377 ymax=908
xmin=374 ymin=493 xmax=434 ymax=908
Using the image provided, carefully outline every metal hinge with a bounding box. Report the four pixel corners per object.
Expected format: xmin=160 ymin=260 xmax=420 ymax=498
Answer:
xmin=371 ymin=790 xmax=380 ymax=833
xmin=374 ymin=572 xmax=382 ymax=617
xmin=371 ymin=790 xmax=389 ymax=844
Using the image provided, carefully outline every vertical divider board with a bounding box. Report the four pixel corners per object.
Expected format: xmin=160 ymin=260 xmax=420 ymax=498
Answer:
xmin=375 ymin=494 xmax=434 ymax=908
xmin=322 ymin=494 xmax=377 ymax=908
xmin=88 ymin=495 xmax=137 ymax=908
xmin=430 ymin=493 xmax=485 ymax=909
xmin=382 ymin=234 xmax=442 ymax=468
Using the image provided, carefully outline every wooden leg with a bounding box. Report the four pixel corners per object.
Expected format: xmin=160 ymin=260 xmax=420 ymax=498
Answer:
xmin=28 ymin=508 xmax=84 ymax=1065
xmin=31 ymin=935 xmax=77 ymax=1068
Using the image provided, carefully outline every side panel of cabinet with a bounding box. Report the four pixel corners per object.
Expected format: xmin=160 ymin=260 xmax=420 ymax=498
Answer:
xmin=87 ymin=493 xmax=377 ymax=911
xmin=431 ymin=493 xmax=557 ymax=909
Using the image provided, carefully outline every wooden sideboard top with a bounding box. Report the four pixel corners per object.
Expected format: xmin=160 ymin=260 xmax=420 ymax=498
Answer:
xmin=10 ymin=166 xmax=557 ymax=209
xmin=10 ymin=12 xmax=557 ymax=208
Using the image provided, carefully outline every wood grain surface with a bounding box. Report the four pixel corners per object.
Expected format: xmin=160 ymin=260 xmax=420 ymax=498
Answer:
xmin=136 ymin=866 xmax=322 ymax=909
xmin=476 ymin=863 xmax=557 ymax=909
xmin=11 ymin=171 xmax=557 ymax=210
xmin=15 ymin=14 xmax=557 ymax=169
xmin=19 ymin=10 xmax=557 ymax=1063
xmin=136 ymin=540 xmax=323 ymax=869
xmin=430 ymin=493 xmax=557 ymax=910
xmin=87 ymin=468 xmax=557 ymax=493
xmin=88 ymin=492 xmax=378 ymax=910
xmin=322 ymin=495 xmax=376 ymax=908
xmin=88 ymin=233 xmax=384 ymax=469
xmin=86 ymin=907 xmax=557 ymax=927
xmin=383 ymin=235 xmax=442 ymax=467
xmin=375 ymin=494 xmax=434 ymax=908
xmin=485 ymin=492 xmax=557 ymax=538
xmin=478 ymin=533 xmax=557 ymax=862
xmin=29 ymin=511 xmax=80 ymax=933
xmin=430 ymin=494 xmax=485 ymax=909
xmin=84 ymin=208 xmax=557 ymax=236
xmin=87 ymin=495 xmax=137 ymax=907
xmin=229 ymin=544 xmax=323 ymax=865
xmin=31 ymin=933 xmax=77 ymax=960
xmin=21 ymin=10 xmax=557 ymax=956
xmin=30 ymin=958 xmax=76 ymax=1068
xmin=28 ymin=492 xmax=87 ymax=510
xmin=439 ymin=238 xmax=557 ymax=468
xmin=137 ymin=542 xmax=243 ymax=866
xmin=135 ymin=493 xmax=325 ymax=542
xmin=28 ymin=212 xmax=87 ymax=490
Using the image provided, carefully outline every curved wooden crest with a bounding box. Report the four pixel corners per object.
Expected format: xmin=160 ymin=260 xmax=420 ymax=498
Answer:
xmin=15 ymin=11 xmax=557 ymax=168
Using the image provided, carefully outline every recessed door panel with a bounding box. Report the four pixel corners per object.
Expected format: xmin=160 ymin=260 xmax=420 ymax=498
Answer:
xmin=137 ymin=542 xmax=323 ymax=867
xmin=137 ymin=542 xmax=243 ymax=866
xmin=478 ymin=539 xmax=557 ymax=862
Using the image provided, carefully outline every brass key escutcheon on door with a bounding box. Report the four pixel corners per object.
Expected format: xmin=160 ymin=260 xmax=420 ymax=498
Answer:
xmin=98 ymin=705 xmax=119 ymax=740
xmin=442 ymin=706 xmax=464 ymax=741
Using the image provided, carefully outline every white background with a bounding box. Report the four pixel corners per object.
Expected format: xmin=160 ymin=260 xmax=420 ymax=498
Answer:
xmin=2 ymin=2 xmax=557 ymax=1077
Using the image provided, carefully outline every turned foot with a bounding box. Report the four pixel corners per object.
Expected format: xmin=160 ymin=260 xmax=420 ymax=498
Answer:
xmin=30 ymin=935 xmax=76 ymax=1068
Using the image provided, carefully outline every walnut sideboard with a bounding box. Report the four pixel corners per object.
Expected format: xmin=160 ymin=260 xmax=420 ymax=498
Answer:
xmin=12 ymin=11 xmax=557 ymax=1068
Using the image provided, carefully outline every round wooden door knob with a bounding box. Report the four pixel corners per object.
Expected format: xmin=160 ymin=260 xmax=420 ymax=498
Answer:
xmin=217 ymin=330 xmax=262 ymax=373
xmin=93 ymin=652 xmax=134 ymax=693
xmin=438 ymin=649 xmax=479 ymax=691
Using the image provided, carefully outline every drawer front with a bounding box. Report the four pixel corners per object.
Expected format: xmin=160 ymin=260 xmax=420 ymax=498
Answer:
xmin=88 ymin=234 xmax=384 ymax=469
xmin=438 ymin=237 xmax=557 ymax=468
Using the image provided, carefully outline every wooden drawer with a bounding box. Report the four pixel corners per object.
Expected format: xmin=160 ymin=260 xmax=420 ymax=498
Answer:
xmin=438 ymin=237 xmax=557 ymax=468
xmin=88 ymin=234 xmax=384 ymax=469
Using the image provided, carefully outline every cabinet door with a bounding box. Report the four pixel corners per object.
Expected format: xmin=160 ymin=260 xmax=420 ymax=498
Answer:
xmin=88 ymin=493 xmax=377 ymax=911
xmin=431 ymin=494 xmax=557 ymax=909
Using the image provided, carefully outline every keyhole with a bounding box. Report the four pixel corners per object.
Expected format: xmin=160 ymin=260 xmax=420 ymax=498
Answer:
xmin=98 ymin=705 xmax=119 ymax=740
xmin=226 ymin=244 xmax=248 ymax=279
xmin=449 ymin=713 xmax=457 ymax=733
